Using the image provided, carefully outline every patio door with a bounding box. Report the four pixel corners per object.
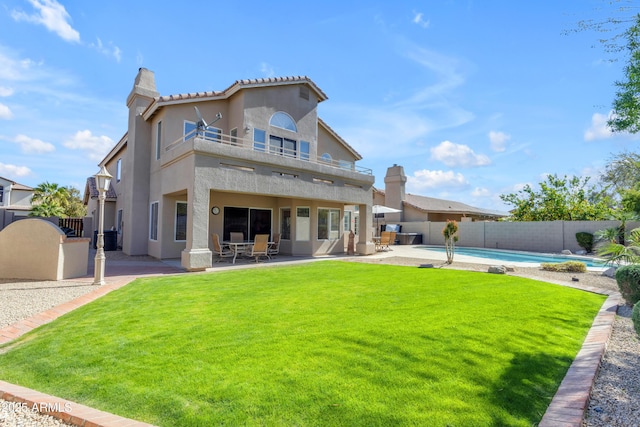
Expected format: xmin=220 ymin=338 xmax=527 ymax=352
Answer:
xmin=223 ymin=207 xmax=272 ymax=241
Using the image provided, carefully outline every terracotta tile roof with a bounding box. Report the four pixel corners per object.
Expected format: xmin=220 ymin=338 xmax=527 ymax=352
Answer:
xmin=84 ymin=177 xmax=117 ymax=203
xmin=153 ymin=76 xmax=327 ymax=106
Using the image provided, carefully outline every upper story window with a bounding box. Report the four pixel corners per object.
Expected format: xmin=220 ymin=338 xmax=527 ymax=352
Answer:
xmin=269 ymin=112 xmax=297 ymax=132
xmin=184 ymin=120 xmax=221 ymax=142
xmin=116 ymin=158 xmax=122 ymax=182
xmin=155 ymin=121 xmax=162 ymax=160
xmin=254 ymin=128 xmax=266 ymax=152
xmin=0 ymin=185 xmax=4 ymax=204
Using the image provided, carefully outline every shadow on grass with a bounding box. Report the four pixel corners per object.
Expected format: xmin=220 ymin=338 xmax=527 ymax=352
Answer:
xmin=485 ymin=351 xmax=572 ymax=425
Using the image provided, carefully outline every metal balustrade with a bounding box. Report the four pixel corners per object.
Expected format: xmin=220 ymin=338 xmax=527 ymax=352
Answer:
xmin=165 ymin=129 xmax=373 ymax=175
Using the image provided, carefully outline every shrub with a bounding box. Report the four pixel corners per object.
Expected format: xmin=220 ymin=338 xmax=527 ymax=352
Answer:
xmin=575 ymin=232 xmax=594 ymax=253
xmin=615 ymin=264 xmax=640 ymax=305
xmin=633 ymin=302 xmax=640 ymax=337
xmin=540 ymin=261 xmax=587 ymax=273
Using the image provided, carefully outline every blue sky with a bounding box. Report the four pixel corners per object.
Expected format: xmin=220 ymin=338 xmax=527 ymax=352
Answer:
xmin=0 ymin=0 xmax=636 ymax=211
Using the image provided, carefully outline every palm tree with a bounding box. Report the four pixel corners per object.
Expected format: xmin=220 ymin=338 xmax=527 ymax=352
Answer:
xmin=610 ymin=211 xmax=640 ymax=246
xmin=30 ymin=182 xmax=70 ymax=218
xmin=29 ymin=202 xmax=65 ymax=218
xmin=597 ymin=227 xmax=640 ymax=266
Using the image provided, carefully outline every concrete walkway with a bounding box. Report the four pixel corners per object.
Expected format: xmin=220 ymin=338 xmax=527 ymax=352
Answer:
xmin=0 ymin=246 xmax=619 ymax=427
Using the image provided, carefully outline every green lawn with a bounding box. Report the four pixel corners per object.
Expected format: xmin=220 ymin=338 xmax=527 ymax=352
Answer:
xmin=0 ymin=262 xmax=605 ymax=426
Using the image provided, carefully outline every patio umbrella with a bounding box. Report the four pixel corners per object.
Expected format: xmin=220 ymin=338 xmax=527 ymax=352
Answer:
xmin=372 ymin=205 xmax=402 ymax=235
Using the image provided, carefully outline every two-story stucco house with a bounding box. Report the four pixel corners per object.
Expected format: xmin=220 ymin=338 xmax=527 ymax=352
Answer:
xmin=0 ymin=177 xmax=34 ymax=231
xmin=85 ymin=68 xmax=375 ymax=270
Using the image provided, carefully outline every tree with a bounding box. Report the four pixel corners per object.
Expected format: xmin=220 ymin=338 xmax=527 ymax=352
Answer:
xmin=29 ymin=182 xmax=86 ymax=218
xmin=64 ymin=186 xmax=87 ymax=218
xmin=567 ymin=3 xmax=640 ymax=132
xmin=500 ymin=174 xmax=612 ymax=221
xmin=442 ymin=220 xmax=459 ymax=264
xmin=600 ymin=151 xmax=640 ymax=196
xmin=608 ymin=14 xmax=640 ymax=133
xmin=29 ymin=202 xmax=65 ymax=218
xmin=29 ymin=182 xmax=70 ymax=218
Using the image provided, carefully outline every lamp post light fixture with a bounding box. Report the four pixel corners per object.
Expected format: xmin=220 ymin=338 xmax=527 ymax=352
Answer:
xmin=93 ymin=166 xmax=112 ymax=286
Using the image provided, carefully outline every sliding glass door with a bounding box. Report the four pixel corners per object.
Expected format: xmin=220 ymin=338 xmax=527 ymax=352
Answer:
xmin=223 ymin=207 xmax=272 ymax=241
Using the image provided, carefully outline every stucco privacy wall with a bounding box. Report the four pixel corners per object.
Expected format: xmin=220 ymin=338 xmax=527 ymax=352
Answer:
xmin=0 ymin=218 xmax=89 ymax=280
xmin=394 ymin=220 xmax=640 ymax=253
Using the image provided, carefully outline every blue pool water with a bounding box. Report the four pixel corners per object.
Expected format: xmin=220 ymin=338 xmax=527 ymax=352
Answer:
xmin=422 ymin=246 xmax=606 ymax=268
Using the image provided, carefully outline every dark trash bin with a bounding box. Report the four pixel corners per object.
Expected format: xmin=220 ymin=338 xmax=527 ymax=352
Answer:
xmin=94 ymin=230 xmax=118 ymax=251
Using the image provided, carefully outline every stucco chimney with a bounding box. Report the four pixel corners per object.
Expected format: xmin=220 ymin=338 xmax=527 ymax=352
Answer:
xmin=122 ymin=68 xmax=159 ymax=256
xmin=126 ymin=68 xmax=159 ymax=106
xmin=384 ymin=164 xmax=406 ymax=222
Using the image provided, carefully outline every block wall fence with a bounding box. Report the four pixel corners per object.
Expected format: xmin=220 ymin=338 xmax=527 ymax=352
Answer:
xmin=394 ymin=220 xmax=640 ymax=253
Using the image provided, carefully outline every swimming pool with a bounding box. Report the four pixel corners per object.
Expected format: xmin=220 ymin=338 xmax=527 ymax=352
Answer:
xmin=421 ymin=246 xmax=607 ymax=268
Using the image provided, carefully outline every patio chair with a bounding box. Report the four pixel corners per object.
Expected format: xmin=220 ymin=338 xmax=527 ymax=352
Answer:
xmin=247 ymin=234 xmax=270 ymax=262
xmin=389 ymin=231 xmax=397 ymax=247
xmin=230 ymin=232 xmax=244 ymax=243
xmin=211 ymin=233 xmax=234 ymax=262
xmin=268 ymin=233 xmax=281 ymax=257
xmin=376 ymin=231 xmax=392 ymax=251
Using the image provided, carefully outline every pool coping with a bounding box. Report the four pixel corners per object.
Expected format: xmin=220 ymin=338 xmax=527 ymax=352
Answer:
xmin=420 ymin=245 xmax=610 ymax=270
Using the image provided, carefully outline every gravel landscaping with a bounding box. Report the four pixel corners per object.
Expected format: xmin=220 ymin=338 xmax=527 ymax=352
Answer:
xmin=0 ymin=255 xmax=637 ymax=426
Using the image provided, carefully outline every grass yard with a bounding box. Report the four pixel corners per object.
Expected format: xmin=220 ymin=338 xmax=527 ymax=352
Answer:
xmin=0 ymin=262 xmax=605 ymax=426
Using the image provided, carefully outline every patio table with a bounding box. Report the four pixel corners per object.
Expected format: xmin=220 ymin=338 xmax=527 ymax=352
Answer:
xmin=223 ymin=240 xmax=274 ymax=264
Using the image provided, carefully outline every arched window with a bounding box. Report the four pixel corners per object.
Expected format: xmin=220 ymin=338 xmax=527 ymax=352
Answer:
xmin=269 ymin=112 xmax=297 ymax=132
xmin=320 ymin=153 xmax=332 ymax=163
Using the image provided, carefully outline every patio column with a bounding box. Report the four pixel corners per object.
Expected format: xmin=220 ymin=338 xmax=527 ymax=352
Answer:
xmin=356 ymin=203 xmax=376 ymax=255
xmin=181 ymin=181 xmax=212 ymax=271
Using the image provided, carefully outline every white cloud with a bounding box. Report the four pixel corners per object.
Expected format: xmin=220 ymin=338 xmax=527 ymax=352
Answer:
xmin=0 ymin=162 xmax=32 ymax=177
xmin=260 ymin=62 xmax=275 ymax=78
xmin=0 ymin=103 xmax=13 ymax=119
xmin=412 ymin=11 xmax=430 ymax=28
xmin=407 ymin=169 xmax=469 ymax=191
xmin=63 ymin=130 xmax=114 ymax=161
xmin=11 ymin=0 xmax=80 ymax=43
xmin=488 ymin=131 xmax=510 ymax=152
xmin=0 ymin=86 xmax=14 ymax=97
xmin=12 ymin=134 xmax=55 ymax=153
xmin=430 ymin=140 xmax=491 ymax=168
xmin=471 ymin=187 xmax=491 ymax=197
xmin=89 ymin=38 xmax=122 ymax=62
xmin=0 ymin=48 xmax=41 ymax=82
xmin=584 ymin=112 xmax=613 ymax=141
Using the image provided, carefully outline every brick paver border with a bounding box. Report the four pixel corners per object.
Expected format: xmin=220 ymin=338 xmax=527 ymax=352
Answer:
xmin=0 ymin=379 xmax=155 ymax=427
xmin=539 ymin=292 xmax=621 ymax=427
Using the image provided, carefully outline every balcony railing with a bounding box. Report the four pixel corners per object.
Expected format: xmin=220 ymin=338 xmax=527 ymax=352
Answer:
xmin=165 ymin=129 xmax=373 ymax=175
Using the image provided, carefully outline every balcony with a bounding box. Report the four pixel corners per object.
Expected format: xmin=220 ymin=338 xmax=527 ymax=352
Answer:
xmin=165 ymin=129 xmax=373 ymax=176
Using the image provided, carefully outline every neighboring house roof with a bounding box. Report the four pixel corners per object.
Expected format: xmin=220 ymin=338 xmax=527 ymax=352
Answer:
xmin=83 ymin=177 xmax=117 ymax=204
xmin=403 ymin=193 xmax=505 ymax=218
xmin=374 ymin=188 xmax=505 ymax=218
xmin=0 ymin=176 xmax=33 ymax=191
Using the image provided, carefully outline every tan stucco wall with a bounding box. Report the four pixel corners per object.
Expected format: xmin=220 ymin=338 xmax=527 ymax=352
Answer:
xmin=0 ymin=218 xmax=89 ymax=280
xmin=396 ymin=220 xmax=637 ymax=254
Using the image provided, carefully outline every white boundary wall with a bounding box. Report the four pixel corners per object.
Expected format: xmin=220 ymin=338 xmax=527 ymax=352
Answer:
xmin=394 ymin=220 xmax=640 ymax=253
